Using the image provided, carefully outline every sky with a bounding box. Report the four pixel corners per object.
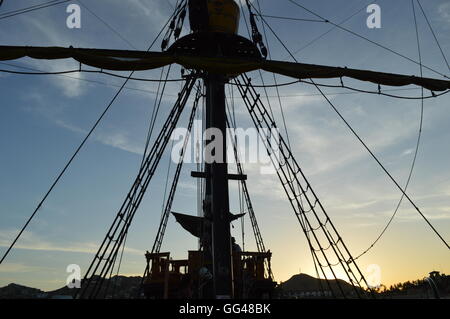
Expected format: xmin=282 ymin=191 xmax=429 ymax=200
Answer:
xmin=0 ymin=0 xmax=449 ymax=291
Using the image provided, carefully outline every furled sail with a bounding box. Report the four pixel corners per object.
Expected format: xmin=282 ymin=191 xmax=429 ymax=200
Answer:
xmin=1 ymin=45 xmax=449 ymax=91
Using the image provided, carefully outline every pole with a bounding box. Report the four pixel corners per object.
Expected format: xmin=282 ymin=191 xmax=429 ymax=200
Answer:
xmin=204 ymin=73 xmax=234 ymax=298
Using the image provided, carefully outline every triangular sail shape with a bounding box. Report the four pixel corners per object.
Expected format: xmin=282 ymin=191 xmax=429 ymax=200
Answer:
xmin=172 ymin=212 xmax=245 ymax=239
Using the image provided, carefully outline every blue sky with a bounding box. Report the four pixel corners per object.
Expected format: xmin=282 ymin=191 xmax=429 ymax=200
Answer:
xmin=0 ymin=0 xmax=449 ymax=290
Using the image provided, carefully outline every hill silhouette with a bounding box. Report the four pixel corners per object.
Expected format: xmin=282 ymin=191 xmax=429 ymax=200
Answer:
xmin=0 ymin=283 xmax=45 ymax=299
xmin=0 ymin=275 xmax=142 ymax=299
xmin=278 ymin=273 xmax=364 ymax=298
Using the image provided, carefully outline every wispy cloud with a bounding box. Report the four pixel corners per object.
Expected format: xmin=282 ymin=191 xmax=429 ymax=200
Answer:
xmin=0 ymin=229 xmax=142 ymax=255
xmin=401 ymin=148 xmax=414 ymax=156
xmin=0 ymin=263 xmax=49 ymax=274
xmin=29 ymin=110 xmax=145 ymax=155
xmin=93 ymin=130 xmax=144 ymax=155
xmin=438 ymin=3 xmax=450 ymax=27
xmin=23 ymin=17 xmax=86 ymax=98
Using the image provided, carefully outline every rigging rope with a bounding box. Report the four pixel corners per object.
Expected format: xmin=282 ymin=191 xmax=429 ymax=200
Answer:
xmin=111 ymin=232 xmax=128 ymax=298
xmin=235 ymin=74 xmax=370 ymax=297
xmin=256 ymin=0 xmax=305 ymax=217
xmin=239 ymin=0 xmax=276 ymax=120
xmin=0 ymin=62 xmax=180 ymax=97
xmin=106 ymin=66 xmax=172 ymax=298
xmin=258 ymin=14 xmax=324 ymax=23
xmin=0 ymin=64 xmax=185 ymax=82
xmin=141 ymin=65 xmax=173 ymax=169
xmin=255 ymin=0 xmax=310 ymax=250
xmin=285 ymin=0 xmax=449 ymax=79
xmin=0 ymin=75 xmax=130 ymax=266
xmin=224 ymin=100 xmax=274 ymax=279
xmin=251 ymin=4 xmax=450 ymax=251
xmin=245 ymin=0 xmax=267 ymax=58
xmin=315 ymin=81 xmax=449 ymax=251
xmin=78 ymin=74 xmax=198 ymax=299
xmin=290 ymin=0 xmax=378 ymax=57
xmin=136 ymin=83 xmax=201 ymax=299
xmin=228 ymin=85 xmax=246 ymax=252
xmin=229 ymin=77 xmax=449 ymax=100
xmin=2 ymin=64 xmax=448 ymax=100
xmin=0 ymin=6 xmax=180 ymax=266
xmin=151 ymin=82 xmax=202 ymax=254
xmin=354 ymin=0 xmax=426 ymax=260
xmin=415 ymin=0 xmax=450 ymax=72
xmin=0 ymin=0 xmax=70 ymax=20
xmin=76 ymin=0 xmax=137 ymax=50
xmin=160 ymin=140 xmax=175 ymax=221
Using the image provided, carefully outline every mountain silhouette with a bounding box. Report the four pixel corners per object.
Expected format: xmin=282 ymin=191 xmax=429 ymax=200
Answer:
xmin=278 ymin=273 xmax=364 ymax=297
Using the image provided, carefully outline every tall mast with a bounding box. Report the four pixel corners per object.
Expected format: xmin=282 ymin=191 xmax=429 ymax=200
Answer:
xmin=204 ymin=72 xmax=233 ymax=298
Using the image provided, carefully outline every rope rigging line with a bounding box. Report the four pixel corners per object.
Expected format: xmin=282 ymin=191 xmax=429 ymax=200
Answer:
xmin=258 ymin=109 xmax=340 ymax=294
xmin=0 ymin=64 xmax=186 ymax=82
xmin=415 ymin=0 xmax=450 ymax=72
xmin=0 ymin=5 xmax=181 ymax=266
xmin=155 ymin=95 xmax=177 ymax=238
xmin=0 ymin=0 xmax=71 ymax=20
xmin=239 ymin=181 xmax=245 ymax=251
xmin=256 ymin=3 xmax=450 ymax=251
xmin=354 ymin=0 xmax=426 ymax=260
xmin=3 ymin=64 xmax=448 ymax=100
xmin=242 ymin=71 xmax=372 ymax=295
xmin=0 ymin=62 xmax=184 ymax=100
xmin=228 ymin=77 xmax=449 ymax=100
xmin=143 ymin=68 xmax=169 ymax=168
xmin=255 ymin=0 xmax=292 ymax=152
xmin=158 ymin=139 xmax=175 ymax=236
xmin=196 ymin=83 xmax=205 ymax=252
xmin=140 ymin=65 xmax=173 ymax=169
xmin=224 ymin=107 xmax=273 ymax=279
xmin=76 ymin=0 xmax=137 ymax=50
xmin=255 ymin=0 xmax=306 ymax=216
xmin=254 ymin=0 xmax=308 ymax=221
xmin=227 ymin=85 xmax=247 ymax=252
xmin=76 ymin=74 xmax=198 ymax=299
xmin=0 ymin=72 xmax=130 ymax=266
xmin=225 ymin=81 xmax=273 ymax=280
xmin=153 ymin=83 xmax=202 ymax=255
xmin=161 ymin=0 xmax=187 ymax=51
xmin=290 ymin=0 xmax=378 ymax=56
xmin=314 ymin=79 xmax=449 ymax=249
xmin=110 ymin=231 xmax=128 ymax=299
xmin=136 ymin=83 xmax=202 ymax=298
xmin=238 ymin=0 xmax=276 ymax=120
xmin=244 ymin=0 xmax=267 ymax=58
xmin=3 ymin=0 xmax=447 ymax=299
xmin=235 ymin=74 xmax=373 ymax=298
xmin=102 ymin=230 xmax=128 ymax=299
xmin=105 ymin=66 xmax=174 ymax=299
xmin=229 ymin=119 xmax=243 ymax=229
xmin=284 ymin=0 xmax=449 ymax=80
xmin=257 ymin=14 xmax=325 ymax=23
